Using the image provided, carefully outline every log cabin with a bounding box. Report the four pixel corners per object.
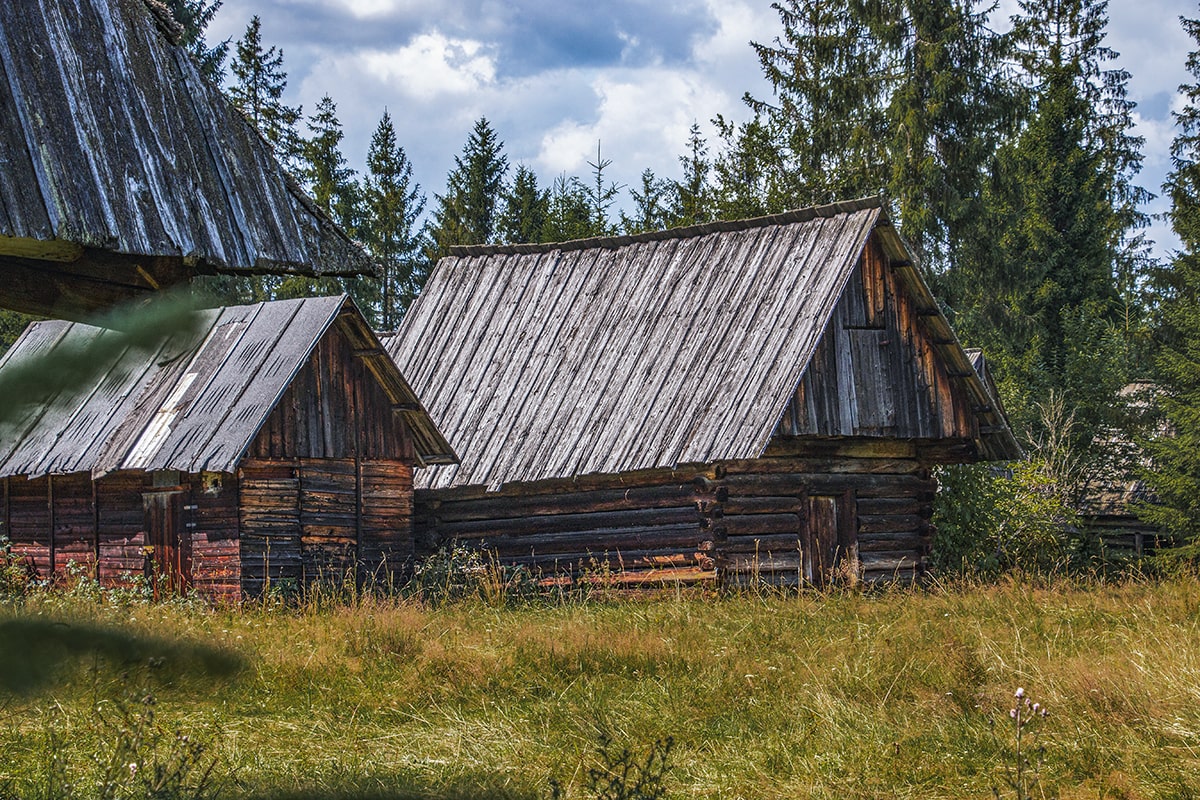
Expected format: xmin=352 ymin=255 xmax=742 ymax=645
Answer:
xmin=0 ymin=295 xmax=454 ymax=600
xmin=0 ymin=0 xmax=372 ymax=320
xmin=383 ymin=197 xmax=1021 ymax=586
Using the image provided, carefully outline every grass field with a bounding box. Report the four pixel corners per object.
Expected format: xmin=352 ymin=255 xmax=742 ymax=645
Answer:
xmin=2 ymin=576 xmax=1199 ymax=799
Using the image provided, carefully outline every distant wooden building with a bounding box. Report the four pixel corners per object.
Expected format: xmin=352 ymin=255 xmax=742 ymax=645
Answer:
xmin=384 ymin=198 xmax=1020 ymax=586
xmin=1079 ymin=381 xmax=1165 ymax=558
xmin=0 ymin=296 xmax=454 ymax=599
xmin=0 ymin=0 xmax=372 ymax=320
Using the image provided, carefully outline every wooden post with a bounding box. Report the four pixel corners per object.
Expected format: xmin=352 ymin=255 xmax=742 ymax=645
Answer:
xmin=47 ymin=475 xmax=55 ymax=578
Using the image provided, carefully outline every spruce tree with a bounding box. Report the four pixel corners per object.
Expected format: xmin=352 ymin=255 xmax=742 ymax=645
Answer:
xmin=166 ymin=0 xmax=228 ymax=81
xmin=227 ymin=16 xmax=304 ymax=173
xmin=742 ymin=0 xmax=889 ymax=206
xmin=302 ymin=96 xmax=361 ymax=237
xmin=275 ymin=96 xmax=366 ymax=303
xmin=365 ymin=111 xmax=426 ymax=329
xmin=621 ymin=169 xmax=672 ymax=234
xmin=499 ymin=165 xmax=548 ymax=244
xmin=427 ymin=117 xmax=509 ymax=261
xmin=710 ymin=115 xmax=778 ymax=220
xmin=541 ymin=175 xmax=592 ymax=243
xmin=1141 ymin=13 xmax=1200 ymax=551
xmin=584 ymin=142 xmax=622 ymax=236
xmin=670 ymin=123 xmax=711 ymax=226
xmin=976 ymin=0 xmax=1148 ymax=455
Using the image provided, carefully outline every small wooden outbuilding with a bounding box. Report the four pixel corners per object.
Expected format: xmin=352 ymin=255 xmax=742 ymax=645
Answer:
xmin=384 ymin=197 xmax=1020 ymax=586
xmin=0 ymin=296 xmax=454 ymax=599
xmin=0 ymin=0 xmax=372 ymax=320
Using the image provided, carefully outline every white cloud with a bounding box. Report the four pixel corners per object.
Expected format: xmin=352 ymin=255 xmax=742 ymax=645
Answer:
xmin=330 ymin=32 xmax=497 ymax=101
xmin=536 ymin=70 xmax=732 ymax=181
xmin=334 ymin=0 xmax=404 ymax=18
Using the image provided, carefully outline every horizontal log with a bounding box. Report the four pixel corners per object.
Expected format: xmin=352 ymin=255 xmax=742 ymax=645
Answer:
xmin=718 ymin=533 xmax=803 ymax=554
xmin=425 ymin=483 xmax=699 ymax=523
xmin=859 ymin=553 xmax=919 ymax=571
xmin=432 ymin=505 xmax=700 ymax=539
xmin=855 ymin=497 xmax=929 ymax=516
xmin=755 ymin=438 xmax=920 ymax=459
xmin=720 ymin=513 xmax=800 ymax=537
xmin=857 ymin=514 xmax=924 ymax=535
xmin=856 ymin=534 xmax=927 ymax=554
xmin=445 ymin=523 xmax=706 ymax=557
xmin=723 ymin=472 xmax=933 ymax=498
xmin=722 ymin=496 xmax=800 ymax=515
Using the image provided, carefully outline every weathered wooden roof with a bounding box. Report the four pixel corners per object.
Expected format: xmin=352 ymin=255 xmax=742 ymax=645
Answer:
xmin=0 ymin=296 xmax=454 ymax=479
xmin=385 ymin=197 xmax=1018 ymax=491
xmin=0 ymin=0 xmax=372 ymax=317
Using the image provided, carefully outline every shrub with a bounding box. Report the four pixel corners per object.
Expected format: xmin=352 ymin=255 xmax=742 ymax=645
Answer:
xmin=931 ymin=459 xmax=1079 ymax=579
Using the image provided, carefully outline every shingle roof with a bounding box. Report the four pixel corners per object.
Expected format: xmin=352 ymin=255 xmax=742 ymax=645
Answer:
xmin=0 ymin=296 xmax=453 ymax=478
xmin=0 ymin=0 xmax=371 ymax=277
xmin=387 ymin=197 xmax=1020 ymax=491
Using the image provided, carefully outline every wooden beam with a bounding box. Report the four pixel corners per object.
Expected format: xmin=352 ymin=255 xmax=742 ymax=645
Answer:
xmin=0 ymin=253 xmax=190 ymax=320
xmin=0 ymin=235 xmax=84 ymax=263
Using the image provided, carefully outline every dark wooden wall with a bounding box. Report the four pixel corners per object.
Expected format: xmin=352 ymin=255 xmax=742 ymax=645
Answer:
xmin=247 ymin=322 xmax=416 ymax=462
xmin=238 ymin=457 xmax=413 ymax=596
xmin=414 ymin=438 xmax=939 ymax=587
xmin=778 ymin=236 xmax=976 ymax=443
xmin=0 ymin=471 xmax=241 ymax=598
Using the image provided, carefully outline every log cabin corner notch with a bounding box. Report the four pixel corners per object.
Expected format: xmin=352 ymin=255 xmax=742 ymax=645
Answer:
xmin=0 ymin=295 xmax=455 ymax=600
xmin=384 ymin=196 xmax=1021 ymax=586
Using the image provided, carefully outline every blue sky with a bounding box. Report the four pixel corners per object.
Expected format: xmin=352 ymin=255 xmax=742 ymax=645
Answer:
xmin=208 ymin=0 xmax=1195 ymax=262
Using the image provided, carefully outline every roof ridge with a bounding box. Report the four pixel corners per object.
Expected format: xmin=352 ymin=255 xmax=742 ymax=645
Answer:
xmin=448 ymin=195 xmax=886 ymax=259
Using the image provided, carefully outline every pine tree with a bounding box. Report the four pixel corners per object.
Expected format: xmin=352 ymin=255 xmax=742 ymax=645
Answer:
xmin=166 ymin=0 xmax=228 ymax=81
xmin=499 ymin=165 xmax=548 ymax=244
xmin=1141 ymin=13 xmax=1200 ymax=551
xmin=364 ymin=111 xmax=426 ymax=329
xmin=226 ymin=16 xmax=304 ymax=173
xmin=427 ymin=117 xmax=509 ymax=261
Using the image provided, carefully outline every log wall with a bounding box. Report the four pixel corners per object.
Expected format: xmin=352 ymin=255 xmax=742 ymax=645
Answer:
xmin=1 ymin=321 xmax=420 ymax=601
xmin=414 ymin=439 xmax=940 ymax=586
xmin=415 ymin=468 xmax=713 ymax=583
xmin=239 ymin=457 xmax=414 ymax=596
xmin=0 ymin=470 xmax=241 ymax=598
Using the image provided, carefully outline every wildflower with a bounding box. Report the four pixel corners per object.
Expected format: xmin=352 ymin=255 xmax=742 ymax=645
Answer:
xmin=1015 ymin=687 xmax=1026 ymax=699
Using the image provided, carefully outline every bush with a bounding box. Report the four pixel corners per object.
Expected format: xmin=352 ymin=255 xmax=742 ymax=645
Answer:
xmin=408 ymin=544 xmax=539 ymax=606
xmin=931 ymin=459 xmax=1079 ymax=579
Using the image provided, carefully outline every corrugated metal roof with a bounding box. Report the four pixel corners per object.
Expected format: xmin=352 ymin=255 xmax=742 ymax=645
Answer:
xmin=386 ymin=199 xmax=892 ymax=490
xmin=0 ymin=296 xmax=454 ymax=478
xmin=0 ymin=0 xmax=371 ymax=276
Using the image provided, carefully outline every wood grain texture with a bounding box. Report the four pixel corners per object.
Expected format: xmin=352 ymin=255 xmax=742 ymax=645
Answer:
xmin=388 ymin=197 xmax=1018 ymax=495
xmin=0 ymin=0 xmax=371 ymax=294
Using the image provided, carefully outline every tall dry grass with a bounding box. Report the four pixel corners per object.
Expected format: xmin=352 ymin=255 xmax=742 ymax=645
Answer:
xmin=2 ymin=577 xmax=1198 ymax=799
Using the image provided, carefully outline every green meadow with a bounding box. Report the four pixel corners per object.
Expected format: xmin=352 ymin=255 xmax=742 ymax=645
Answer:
xmin=2 ymin=577 xmax=1199 ymax=799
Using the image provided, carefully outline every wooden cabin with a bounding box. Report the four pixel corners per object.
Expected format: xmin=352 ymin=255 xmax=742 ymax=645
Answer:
xmin=384 ymin=197 xmax=1021 ymax=586
xmin=1078 ymin=381 xmax=1165 ymax=558
xmin=0 ymin=296 xmax=454 ymax=600
xmin=0 ymin=0 xmax=372 ymax=320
